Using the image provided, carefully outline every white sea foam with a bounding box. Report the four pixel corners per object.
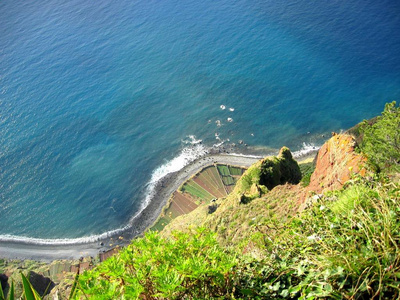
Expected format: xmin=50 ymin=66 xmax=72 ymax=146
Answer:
xmin=138 ymin=135 xmax=209 ymax=216
xmin=0 ymin=224 xmax=130 ymax=245
xmin=147 ymin=136 xmax=208 ymax=185
xmin=212 ymin=140 xmax=225 ymax=148
xmin=226 ymin=152 xmax=264 ymax=159
xmin=0 ymin=136 xmax=209 ymax=246
xmin=293 ymin=143 xmax=320 ymax=158
xmin=182 ymin=135 xmax=203 ymax=145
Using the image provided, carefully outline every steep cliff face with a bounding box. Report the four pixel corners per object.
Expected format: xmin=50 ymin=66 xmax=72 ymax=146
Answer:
xmin=162 ymin=147 xmax=303 ymax=245
xmin=306 ymin=133 xmax=366 ymax=195
xmin=162 ymin=134 xmax=367 ymax=246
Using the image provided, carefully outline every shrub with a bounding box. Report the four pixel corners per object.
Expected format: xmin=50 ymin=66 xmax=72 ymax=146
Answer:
xmin=73 ymin=229 xmax=240 ymax=299
xmin=360 ymin=101 xmax=400 ymax=173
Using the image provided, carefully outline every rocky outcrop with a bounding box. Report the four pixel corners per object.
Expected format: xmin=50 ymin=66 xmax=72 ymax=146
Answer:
xmin=28 ymin=271 xmax=55 ymax=297
xmin=306 ymin=133 xmax=366 ymax=195
xmin=233 ymin=146 xmax=301 ymax=201
xmin=259 ymin=147 xmax=302 ymax=190
xmin=0 ymin=273 xmax=8 ymax=292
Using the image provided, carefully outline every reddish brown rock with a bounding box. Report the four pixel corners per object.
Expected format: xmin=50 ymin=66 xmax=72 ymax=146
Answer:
xmin=306 ymin=134 xmax=366 ymax=195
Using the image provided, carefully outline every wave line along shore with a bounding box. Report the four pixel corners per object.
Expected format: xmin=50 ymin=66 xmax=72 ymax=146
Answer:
xmin=0 ymin=153 xmax=262 ymax=261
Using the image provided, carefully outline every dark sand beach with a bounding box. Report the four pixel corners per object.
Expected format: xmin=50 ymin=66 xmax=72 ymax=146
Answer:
xmin=0 ymin=154 xmax=261 ymax=261
xmin=0 ymin=150 xmax=317 ymax=261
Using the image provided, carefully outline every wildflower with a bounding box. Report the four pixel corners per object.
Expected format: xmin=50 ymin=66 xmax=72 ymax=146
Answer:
xmin=307 ymin=234 xmax=321 ymax=241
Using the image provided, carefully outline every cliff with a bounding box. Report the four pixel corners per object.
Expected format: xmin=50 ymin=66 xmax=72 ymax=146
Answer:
xmin=68 ymin=124 xmax=399 ymax=299
xmin=161 ymin=134 xmax=367 ymax=247
xmin=4 ymin=127 xmax=399 ymax=299
xmin=306 ymin=133 xmax=366 ymax=194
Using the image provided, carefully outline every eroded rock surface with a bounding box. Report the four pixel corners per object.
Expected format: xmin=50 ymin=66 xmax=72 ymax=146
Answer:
xmin=306 ymin=133 xmax=366 ymax=194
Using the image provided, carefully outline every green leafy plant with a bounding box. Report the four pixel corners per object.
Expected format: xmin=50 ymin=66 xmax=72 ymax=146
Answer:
xmin=299 ymin=162 xmax=315 ymax=187
xmin=360 ymin=101 xmax=400 ymax=173
xmin=0 ymin=273 xmax=42 ymax=300
xmin=74 ymin=229 xmax=240 ymax=299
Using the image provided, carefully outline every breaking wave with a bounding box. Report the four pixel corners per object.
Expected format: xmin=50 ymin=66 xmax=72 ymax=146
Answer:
xmin=293 ymin=143 xmax=320 ymax=158
xmin=0 ymin=136 xmax=209 ymax=246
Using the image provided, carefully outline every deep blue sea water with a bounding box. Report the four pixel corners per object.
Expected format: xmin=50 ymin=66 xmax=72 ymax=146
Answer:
xmin=1 ymin=0 xmax=399 ymax=241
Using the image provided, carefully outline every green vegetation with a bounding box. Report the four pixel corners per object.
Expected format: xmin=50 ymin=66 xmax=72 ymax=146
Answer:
xmin=249 ymin=176 xmax=399 ymax=299
xmin=73 ymin=229 xmax=239 ymax=299
xmin=71 ymin=175 xmax=399 ymax=299
xmin=238 ymin=162 xmax=262 ymax=192
xmin=239 ymin=147 xmax=301 ymax=192
xmin=360 ymin=101 xmax=400 ymax=173
xmin=5 ymin=103 xmax=400 ymax=299
xmin=180 ymin=181 xmax=214 ymax=201
xmin=299 ymin=162 xmax=315 ymax=187
xmin=1 ymin=273 xmax=45 ymax=300
xmin=221 ymin=175 xmax=235 ymax=186
xmin=150 ymin=216 xmax=171 ymax=232
xmin=229 ymin=166 xmax=243 ymax=176
xmin=217 ymin=164 xmax=230 ymax=176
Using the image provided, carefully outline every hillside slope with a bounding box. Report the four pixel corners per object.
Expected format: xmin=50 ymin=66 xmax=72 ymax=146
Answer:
xmin=162 ymin=134 xmax=366 ymax=249
xmin=2 ymin=113 xmax=399 ymax=299
xmin=69 ymin=129 xmax=399 ymax=299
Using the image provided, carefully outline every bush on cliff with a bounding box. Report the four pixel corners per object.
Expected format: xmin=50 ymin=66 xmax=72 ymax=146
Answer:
xmin=236 ymin=175 xmax=400 ymax=299
xmin=69 ymin=103 xmax=399 ymax=299
xmin=73 ymin=229 xmax=241 ymax=299
xmin=71 ymin=175 xmax=400 ymax=299
xmin=360 ymin=101 xmax=400 ymax=173
xmin=239 ymin=147 xmax=301 ymax=193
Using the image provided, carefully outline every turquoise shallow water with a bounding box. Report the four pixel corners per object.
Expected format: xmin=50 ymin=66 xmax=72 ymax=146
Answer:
xmin=1 ymin=0 xmax=399 ymax=241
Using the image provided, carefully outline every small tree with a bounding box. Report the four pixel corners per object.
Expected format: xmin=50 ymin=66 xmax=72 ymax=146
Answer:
xmin=360 ymin=101 xmax=400 ymax=173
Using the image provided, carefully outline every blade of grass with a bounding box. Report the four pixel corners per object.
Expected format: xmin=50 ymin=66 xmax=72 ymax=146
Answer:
xmin=21 ymin=273 xmax=41 ymax=300
xmin=9 ymin=281 xmax=14 ymax=300
xmin=0 ymin=280 xmax=4 ymax=300
xmin=68 ymin=271 xmax=79 ymax=299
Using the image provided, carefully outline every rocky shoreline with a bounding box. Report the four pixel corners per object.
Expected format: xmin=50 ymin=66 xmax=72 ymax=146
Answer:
xmin=0 ymin=148 xmax=318 ymax=262
xmin=0 ymin=153 xmax=262 ymax=262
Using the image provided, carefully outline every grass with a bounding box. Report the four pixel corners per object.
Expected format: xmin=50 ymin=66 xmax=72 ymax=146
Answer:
xmin=181 ymin=181 xmax=214 ymax=201
xmin=151 ymin=217 xmax=171 ymax=232
xmin=228 ymin=166 xmax=243 ymax=176
xmin=299 ymin=161 xmax=315 ymax=187
xmin=217 ymin=165 xmax=230 ymax=176
xmin=221 ymin=176 xmax=235 ymax=186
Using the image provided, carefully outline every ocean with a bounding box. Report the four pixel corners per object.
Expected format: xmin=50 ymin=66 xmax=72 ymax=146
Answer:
xmin=1 ymin=0 xmax=399 ymax=242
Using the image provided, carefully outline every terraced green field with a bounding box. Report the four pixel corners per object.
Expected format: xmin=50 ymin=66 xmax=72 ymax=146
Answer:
xmin=180 ymin=181 xmax=215 ymax=201
xmin=221 ymin=176 xmax=235 ymax=186
xmin=151 ymin=163 xmax=246 ymax=232
xmin=229 ymin=166 xmax=244 ymax=176
xmin=217 ymin=165 xmax=230 ymax=176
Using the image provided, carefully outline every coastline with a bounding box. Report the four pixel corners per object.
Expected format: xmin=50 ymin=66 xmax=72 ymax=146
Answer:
xmin=0 ymin=149 xmax=318 ymax=262
xmin=0 ymin=153 xmax=261 ymax=262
